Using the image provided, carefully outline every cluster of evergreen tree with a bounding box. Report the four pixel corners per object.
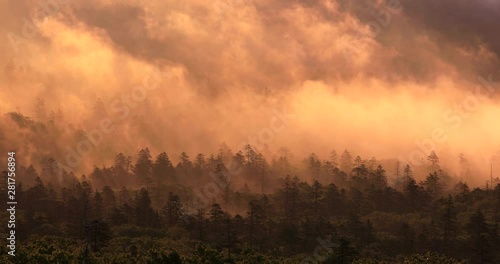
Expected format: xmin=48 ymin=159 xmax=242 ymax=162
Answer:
xmin=1 ymin=147 xmax=499 ymax=263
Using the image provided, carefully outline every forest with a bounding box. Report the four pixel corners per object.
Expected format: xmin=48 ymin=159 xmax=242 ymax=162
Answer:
xmin=2 ymin=0 xmax=500 ymax=263
xmin=1 ymin=141 xmax=499 ymax=263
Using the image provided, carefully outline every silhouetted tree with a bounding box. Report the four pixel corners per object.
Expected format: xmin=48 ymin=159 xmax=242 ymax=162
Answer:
xmin=92 ymin=191 xmax=103 ymax=220
xmin=88 ymin=220 xmax=111 ymax=252
xmin=133 ymin=148 xmax=153 ymax=189
xmin=428 ymin=151 xmax=440 ymax=173
xmin=153 ymin=152 xmax=176 ymax=184
xmin=135 ymin=188 xmax=158 ymax=227
xmin=340 ymin=150 xmax=353 ymax=174
xmin=370 ymin=165 xmax=388 ymax=190
xmin=306 ymin=153 xmax=321 ymax=180
xmin=466 ymin=210 xmax=494 ymax=263
xmin=163 ymin=192 xmax=183 ymax=227
xmin=440 ymin=195 xmax=457 ymax=253
xmin=423 ymin=172 xmax=444 ymax=200
xmin=330 ymin=150 xmax=338 ymax=167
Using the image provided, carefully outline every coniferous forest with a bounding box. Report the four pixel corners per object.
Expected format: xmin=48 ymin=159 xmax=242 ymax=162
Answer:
xmin=1 ymin=141 xmax=499 ymax=263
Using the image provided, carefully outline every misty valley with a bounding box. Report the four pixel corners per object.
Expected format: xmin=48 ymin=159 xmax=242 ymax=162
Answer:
xmin=0 ymin=114 xmax=499 ymax=263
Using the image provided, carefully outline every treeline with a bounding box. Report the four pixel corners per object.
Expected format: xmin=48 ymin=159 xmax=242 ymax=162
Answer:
xmin=0 ymin=147 xmax=499 ymax=263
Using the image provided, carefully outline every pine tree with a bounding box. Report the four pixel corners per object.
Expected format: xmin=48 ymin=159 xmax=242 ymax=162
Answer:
xmin=440 ymin=195 xmax=457 ymax=252
xmin=330 ymin=150 xmax=338 ymax=167
xmin=177 ymin=152 xmax=193 ymax=180
xmin=427 ymin=151 xmax=440 ymax=173
xmin=370 ymin=165 xmax=388 ymax=190
xmin=164 ymin=192 xmax=183 ymax=227
xmin=114 ymin=153 xmax=131 ymax=176
xmin=194 ymin=153 xmax=206 ymax=176
xmin=196 ymin=209 xmax=205 ymax=241
xmin=340 ymin=150 xmax=353 ymax=174
xmin=405 ymin=178 xmax=425 ymax=211
xmin=101 ymin=186 xmax=116 ymax=219
xmin=403 ymin=164 xmax=413 ymax=183
xmin=311 ymin=180 xmax=322 ymax=217
xmin=423 ymin=172 xmax=443 ymax=200
xmin=209 ymin=203 xmax=226 ymax=247
xmin=368 ymin=157 xmax=377 ymax=171
xmin=307 ymin=153 xmax=321 ymax=180
xmin=247 ymin=200 xmax=266 ymax=247
xmin=218 ymin=142 xmax=233 ymax=165
xmin=325 ymin=183 xmax=342 ymax=217
xmin=466 ymin=210 xmax=493 ymax=263
xmin=153 ymin=152 xmax=175 ymax=184
xmin=354 ymin=156 xmax=363 ymax=168
xmin=244 ymin=145 xmax=257 ymax=164
xmin=133 ymin=148 xmax=153 ymax=189
xmin=135 ymin=188 xmax=157 ymax=227
xmin=92 ymin=191 xmax=103 ymax=220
